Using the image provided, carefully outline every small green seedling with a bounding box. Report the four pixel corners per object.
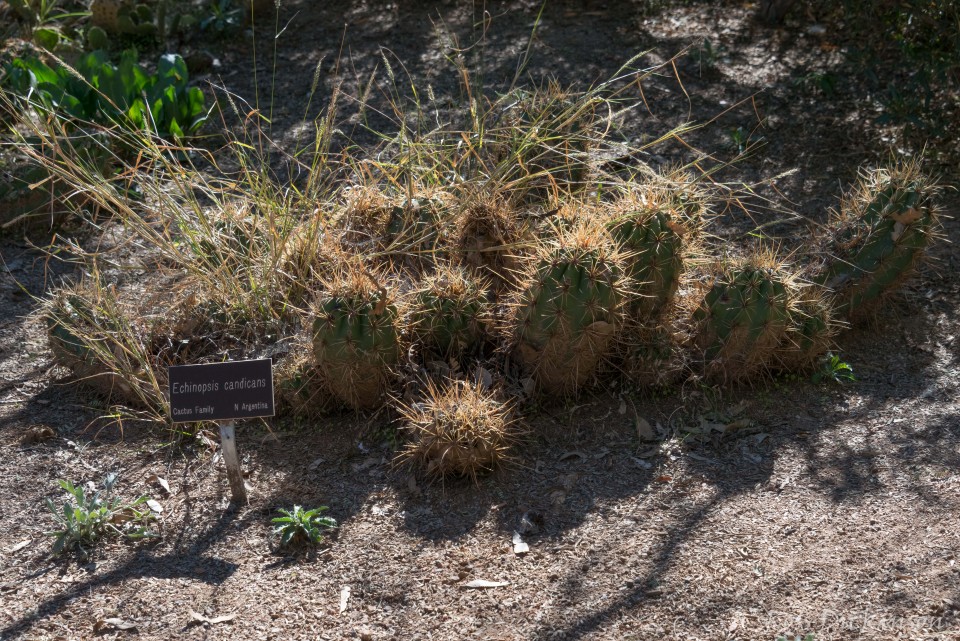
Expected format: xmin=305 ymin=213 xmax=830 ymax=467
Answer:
xmin=812 ymin=352 xmax=855 ymax=384
xmin=272 ymin=505 xmax=337 ymax=548
xmin=45 ymin=475 xmax=157 ymax=555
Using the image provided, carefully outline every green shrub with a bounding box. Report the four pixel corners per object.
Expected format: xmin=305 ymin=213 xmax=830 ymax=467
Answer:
xmin=2 ymin=49 xmax=208 ymax=139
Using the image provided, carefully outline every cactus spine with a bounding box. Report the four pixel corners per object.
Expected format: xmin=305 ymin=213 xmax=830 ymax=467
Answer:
xmin=312 ymin=267 xmax=400 ymax=409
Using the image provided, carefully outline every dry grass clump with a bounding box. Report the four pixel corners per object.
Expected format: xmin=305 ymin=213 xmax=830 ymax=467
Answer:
xmin=397 ymin=379 xmax=517 ymax=482
xmin=43 ymin=276 xmax=168 ymax=418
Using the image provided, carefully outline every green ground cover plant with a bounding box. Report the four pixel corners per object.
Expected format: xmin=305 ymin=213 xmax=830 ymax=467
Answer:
xmin=272 ymin=505 xmax=337 ymax=548
xmin=45 ymin=476 xmax=157 ymax=556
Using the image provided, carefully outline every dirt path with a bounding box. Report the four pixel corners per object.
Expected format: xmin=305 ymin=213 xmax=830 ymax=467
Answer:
xmin=1 ymin=2 xmax=958 ymax=639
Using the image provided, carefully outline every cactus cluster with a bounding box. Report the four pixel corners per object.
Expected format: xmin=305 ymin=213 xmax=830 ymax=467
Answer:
xmin=42 ymin=147 xmax=941 ymax=481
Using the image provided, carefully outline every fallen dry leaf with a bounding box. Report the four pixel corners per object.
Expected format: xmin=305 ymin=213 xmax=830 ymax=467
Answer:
xmin=188 ymin=609 xmax=236 ymax=625
xmin=146 ymin=499 xmax=164 ymax=514
xmin=146 ymin=474 xmax=171 ymax=495
xmin=94 ymin=617 xmax=137 ymax=631
xmin=464 ymin=579 xmax=510 ymax=589
xmin=635 ymin=416 xmax=655 ymax=441
xmin=339 ymin=585 xmax=351 ymax=614
xmin=3 ymin=540 xmax=30 ymax=554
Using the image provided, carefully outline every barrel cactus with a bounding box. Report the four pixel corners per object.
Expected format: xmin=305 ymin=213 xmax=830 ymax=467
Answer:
xmin=397 ymin=379 xmax=516 ymax=482
xmin=409 ymin=265 xmax=489 ymax=359
xmin=312 ymin=266 xmax=401 ymax=410
xmin=507 ymin=220 xmax=628 ymax=395
xmin=692 ymin=255 xmax=793 ymax=382
xmin=815 ymin=162 xmax=939 ymax=321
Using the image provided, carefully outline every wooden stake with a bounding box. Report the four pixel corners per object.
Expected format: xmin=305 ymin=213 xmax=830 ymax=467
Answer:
xmin=218 ymin=420 xmax=247 ymax=504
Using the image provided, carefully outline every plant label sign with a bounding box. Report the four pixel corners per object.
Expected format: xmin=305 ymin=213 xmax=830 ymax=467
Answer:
xmin=168 ymin=358 xmax=274 ymax=423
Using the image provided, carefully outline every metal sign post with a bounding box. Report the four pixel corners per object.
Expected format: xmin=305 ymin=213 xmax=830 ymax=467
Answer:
xmin=168 ymin=358 xmax=275 ymax=505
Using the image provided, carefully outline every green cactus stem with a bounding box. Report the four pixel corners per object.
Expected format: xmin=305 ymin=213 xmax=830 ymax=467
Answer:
xmin=816 ymin=162 xmax=938 ymax=321
xmin=692 ymin=257 xmax=792 ymax=382
xmin=312 ymin=268 xmax=400 ymax=410
xmin=509 ymin=222 xmax=627 ymax=394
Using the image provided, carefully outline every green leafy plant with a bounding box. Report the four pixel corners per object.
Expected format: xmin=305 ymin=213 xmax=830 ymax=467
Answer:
xmin=272 ymin=505 xmax=337 ymax=548
xmin=45 ymin=475 xmax=157 ymax=555
xmin=8 ymin=0 xmax=88 ymax=31
xmin=199 ymin=0 xmax=245 ymax=35
xmin=3 ymin=49 xmax=208 ymax=139
xmin=812 ymin=352 xmax=855 ymax=384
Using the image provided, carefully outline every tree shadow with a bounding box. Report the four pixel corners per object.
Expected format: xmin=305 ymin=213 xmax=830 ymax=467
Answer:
xmin=0 ymin=506 xmax=247 ymax=640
